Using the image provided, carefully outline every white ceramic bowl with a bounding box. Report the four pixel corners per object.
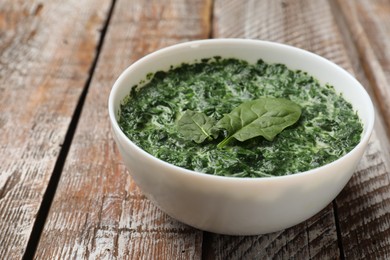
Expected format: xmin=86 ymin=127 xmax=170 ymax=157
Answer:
xmin=108 ymin=39 xmax=374 ymax=235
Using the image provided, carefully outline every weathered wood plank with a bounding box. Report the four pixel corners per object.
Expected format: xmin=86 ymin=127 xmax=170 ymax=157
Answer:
xmin=204 ymin=205 xmax=338 ymax=259
xmin=328 ymin=0 xmax=390 ymax=170
xmin=330 ymin=1 xmax=390 ymax=258
xmin=334 ymin=0 xmax=390 ymax=141
xmin=335 ymin=132 xmax=390 ymax=259
xmin=0 ymin=0 xmax=110 ymax=258
xmin=34 ymin=0 xmax=211 ymax=259
xmin=213 ymin=0 xmax=350 ymax=70
xmin=208 ymin=0 xmax=389 ymax=258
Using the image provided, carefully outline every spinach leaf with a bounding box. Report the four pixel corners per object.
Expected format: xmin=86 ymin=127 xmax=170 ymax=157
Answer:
xmin=177 ymin=110 xmax=218 ymax=143
xmin=216 ymin=98 xmax=301 ymax=148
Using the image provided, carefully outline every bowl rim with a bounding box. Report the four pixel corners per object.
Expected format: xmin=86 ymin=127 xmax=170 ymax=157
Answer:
xmin=108 ymin=38 xmax=375 ymax=182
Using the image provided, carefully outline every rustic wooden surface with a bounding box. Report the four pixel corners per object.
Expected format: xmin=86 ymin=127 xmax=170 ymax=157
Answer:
xmin=0 ymin=0 xmax=111 ymax=258
xmin=335 ymin=0 xmax=390 ymax=141
xmin=1 ymin=0 xmax=390 ymax=259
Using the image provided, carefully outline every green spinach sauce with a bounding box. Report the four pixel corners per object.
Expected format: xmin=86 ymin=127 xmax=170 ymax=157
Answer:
xmin=119 ymin=58 xmax=363 ymax=178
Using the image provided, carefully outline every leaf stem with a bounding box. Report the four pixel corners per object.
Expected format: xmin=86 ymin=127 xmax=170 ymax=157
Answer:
xmin=217 ymin=136 xmax=233 ymax=148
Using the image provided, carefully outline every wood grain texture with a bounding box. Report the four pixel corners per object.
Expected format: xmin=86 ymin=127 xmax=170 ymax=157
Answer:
xmin=3 ymin=0 xmax=389 ymax=258
xmin=209 ymin=0 xmax=390 ymax=259
xmin=213 ymin=0 xmax=350 ymax=70
xmin=0 ymin=0 xmax=110 ymax=258
xmin=329 ymin=0 xmax=390 ymax=258
xmin=334 ymin=0 xmax=390 ymax=140
xmin=328 ymin=0 xmax=390 ymax=170
xmin=204 ymin=205 xmax=338 ymax=259
xmin=34 ymin=0 xmax=211 ymax=259
xmin=335 ymin=131 xmax=390 ymax=258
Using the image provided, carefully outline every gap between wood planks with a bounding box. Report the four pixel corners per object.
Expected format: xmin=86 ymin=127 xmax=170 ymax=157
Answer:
xmin=332 ymin=202 xmax=345 ymax=260
xmin=326 ymin=2 xmax=354 ymax=258
xmin=201 ymin=2 xmax=216 ymax=259
xmin=22 ymin=1 xmax=118 ymax=259
xmin=326 ymin=1 xmax=367 ymax=258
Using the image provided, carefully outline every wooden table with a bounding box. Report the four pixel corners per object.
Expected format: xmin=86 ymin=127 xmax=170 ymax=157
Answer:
xmin=1 ymin=0 xmax=390 ymax=259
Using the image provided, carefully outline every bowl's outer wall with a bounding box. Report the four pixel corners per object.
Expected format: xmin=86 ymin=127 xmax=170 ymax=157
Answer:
xmin=109 ymin=39 xmax=374 ymax=235
xmin=113 ymin=124 xmax=366 ymax=235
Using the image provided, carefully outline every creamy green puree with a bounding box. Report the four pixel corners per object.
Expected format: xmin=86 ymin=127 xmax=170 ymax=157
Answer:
xmin=118 ymin=58 xmax=363 ymax=177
